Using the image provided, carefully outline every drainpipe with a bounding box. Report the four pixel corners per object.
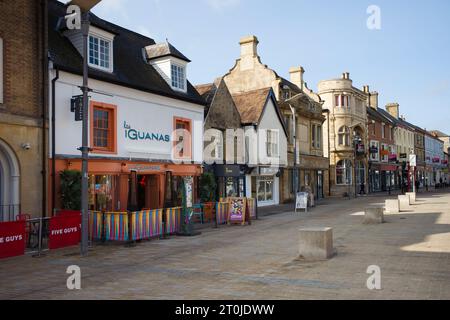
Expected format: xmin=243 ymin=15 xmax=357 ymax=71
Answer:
xmin=51 ymin=68 xmax=59 ymax=216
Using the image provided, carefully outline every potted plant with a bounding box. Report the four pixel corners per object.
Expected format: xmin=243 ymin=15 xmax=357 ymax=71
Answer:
xmin=60 ymin=170 xmax=82 ymax=211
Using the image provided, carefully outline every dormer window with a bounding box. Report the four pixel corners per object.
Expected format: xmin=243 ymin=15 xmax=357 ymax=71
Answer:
xmin=89 ymin=35 xmax=111 ymax=70
xmin=171 ymin=64 xmax=186 ymax=91
xmin=145 ymin=42 xmax=191 ymax=93
xmin=86 ymin=26 xmax=115 ymax=73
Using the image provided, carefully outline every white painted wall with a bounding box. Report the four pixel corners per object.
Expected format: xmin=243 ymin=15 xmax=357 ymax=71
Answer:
xmin=258 ymin=98 xmax=288 ymax=167
xmin=50 ymin=70 xmax=204 ymax=163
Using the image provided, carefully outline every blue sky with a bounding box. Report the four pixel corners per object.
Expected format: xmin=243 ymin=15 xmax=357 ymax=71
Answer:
xmin=89 ymin=0 xmax=450 ymax=133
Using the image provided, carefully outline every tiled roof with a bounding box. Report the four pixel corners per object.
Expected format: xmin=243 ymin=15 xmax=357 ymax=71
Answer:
xmin=48 ymin=0 xmax=205 ymax=106
xmin=231 ymin=88 xmax=272 ymax=124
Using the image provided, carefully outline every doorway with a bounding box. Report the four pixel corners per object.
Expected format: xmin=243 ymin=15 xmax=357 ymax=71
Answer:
xmin=137 ymin=175 xmax=160 ymax=210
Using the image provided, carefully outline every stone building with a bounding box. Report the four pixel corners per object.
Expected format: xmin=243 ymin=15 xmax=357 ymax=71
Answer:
xmin=0 ymin=0 xmax=48 ymax=221
xmin=196 ymin=79 xmax=245 ymax=199
xmin=318 ymin=73 xmax=369 ymax=197
xmin=222 ymin=35 xmax=329 ymax=203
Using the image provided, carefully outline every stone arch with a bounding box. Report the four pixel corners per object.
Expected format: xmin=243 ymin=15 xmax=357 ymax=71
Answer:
xmin=0 ymin=138 xmax=20 ymax=221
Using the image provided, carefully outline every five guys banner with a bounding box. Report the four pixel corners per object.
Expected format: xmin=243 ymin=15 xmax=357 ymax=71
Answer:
xmin=0 ymin=221 xmax=26 ymax=259
xmin=49 ymin=212 xmax=81 ymax=250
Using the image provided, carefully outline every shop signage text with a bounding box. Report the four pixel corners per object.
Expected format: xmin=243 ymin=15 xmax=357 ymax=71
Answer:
xmin=49 ymin=213 xmax=82 ymax=250
xmin=0 ymin=221 xmax=26 ymax=259
xmin=124 ymin=121 xmax=170 ymax=143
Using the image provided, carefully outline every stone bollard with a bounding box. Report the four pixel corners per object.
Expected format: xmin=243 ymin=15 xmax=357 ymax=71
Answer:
xmin=364 ymin=207 xmax=384 ymax=224
xmin=385 ymin=199 xmax=400 ymax=214
xmin=299 ymin=227 xmax=334 ymax=260
xmin=398 ymin=195 xmax=411 ymax=211
xmin=405 ymin=192 xmax=416 ymax=204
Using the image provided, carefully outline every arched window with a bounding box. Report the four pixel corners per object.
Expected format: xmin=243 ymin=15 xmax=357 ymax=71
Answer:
xmin=338 ymin=126 xmax=350 ymax=146
xmin=336 ymin=159 xmax=352 ymax=185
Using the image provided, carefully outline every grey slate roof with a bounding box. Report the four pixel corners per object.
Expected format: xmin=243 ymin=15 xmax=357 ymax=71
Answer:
xmin=146 ymin=42 xmax=191 ymax=63
xmin=48 ymin=0 xmax=205 ymax=106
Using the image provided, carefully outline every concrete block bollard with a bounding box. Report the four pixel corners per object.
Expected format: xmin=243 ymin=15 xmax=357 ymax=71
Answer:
xmin=364 ymin=207 xmax=385 ymax=224
xmin=385 ymin=199 xmax=400 ymax=214
xmin=299 ymin=227 xmax=334 ymax=260
xmin=405 ymin=192 xmax=416 ymax=204
xmin=398 ymin=195 xmax=411 ymax=211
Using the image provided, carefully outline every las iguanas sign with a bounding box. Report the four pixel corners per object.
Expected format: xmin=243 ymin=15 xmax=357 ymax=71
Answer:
xmin=124 ymin=121 xmax=170 ymax=143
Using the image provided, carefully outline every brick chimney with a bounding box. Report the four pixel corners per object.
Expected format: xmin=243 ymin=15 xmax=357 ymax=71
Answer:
xmin=289 ymin=66 xmax=305 ymax=90
xmin=386 ymin=103 xmax=400 ymax=119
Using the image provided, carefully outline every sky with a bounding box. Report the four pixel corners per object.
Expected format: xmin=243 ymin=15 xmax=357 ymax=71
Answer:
xmin=85 ymin=0 xmax=449 ymax=133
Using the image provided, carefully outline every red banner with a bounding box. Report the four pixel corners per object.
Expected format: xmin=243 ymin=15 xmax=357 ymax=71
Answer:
xmin=0 ymin=221 xmax=26 ymax=259
xmin=49 ymin=214 xmax=81 ymax=250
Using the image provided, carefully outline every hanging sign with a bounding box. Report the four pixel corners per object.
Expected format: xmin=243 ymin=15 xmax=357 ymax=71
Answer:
xmin=71 ymin=95 xmax=84 ymax=122
xmin=0 ymin=221 xmax=26 ymax=259
xmin=49 ymin=213 xmax=81 ymax=250
xmin=295 ymin=192 xmax=308 ymax=213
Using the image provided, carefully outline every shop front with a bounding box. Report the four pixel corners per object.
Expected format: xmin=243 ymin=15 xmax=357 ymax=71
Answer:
xmin=213 ymin=165 xmax=246 ymax=199
xmin=247 ymin=167 xmax=280 ymax=207
xmin=52 ymin=159 xmax=201 ymax=213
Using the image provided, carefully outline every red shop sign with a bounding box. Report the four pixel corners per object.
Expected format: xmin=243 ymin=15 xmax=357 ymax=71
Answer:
xmin=49 ymin=214 xmax=81 ymax=250
xmin=0 ymin=221 xmax=26 ymax=259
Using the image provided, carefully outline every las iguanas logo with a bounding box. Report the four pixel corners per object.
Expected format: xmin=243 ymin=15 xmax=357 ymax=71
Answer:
xmin=124 ymin=121 xmax=170 ymax=142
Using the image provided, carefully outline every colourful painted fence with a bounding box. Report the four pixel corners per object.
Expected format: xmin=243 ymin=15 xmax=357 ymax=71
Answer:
xmin=89 ymin=211 xmax=104 ymax=241
xmin=216 ymin=202 xmax=229 ymax=225
xmin=130 ymin=209 xmax=163 ymax=241
xmin=104 ymin=212 xmax=129 ymax=241
xmin=165 ymin=207 xmax=182 ymax=235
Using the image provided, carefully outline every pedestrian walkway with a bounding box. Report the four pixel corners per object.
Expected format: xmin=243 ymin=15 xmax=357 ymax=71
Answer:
xmin=1 ymin=191 xmax=450 ymax=300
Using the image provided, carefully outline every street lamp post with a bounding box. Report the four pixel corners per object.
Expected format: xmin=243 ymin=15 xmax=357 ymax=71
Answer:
xmin=67 ymin=0 xmax=101 ymax=257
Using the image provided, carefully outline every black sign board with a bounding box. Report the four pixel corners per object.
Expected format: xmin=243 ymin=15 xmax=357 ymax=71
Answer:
xmin=71 ymin=95 xmax=84 ymax=122
xmin=214 ymin=165 xmax=242 ymax=177
xmin=400 ymin=153 xmax=407 ymax=159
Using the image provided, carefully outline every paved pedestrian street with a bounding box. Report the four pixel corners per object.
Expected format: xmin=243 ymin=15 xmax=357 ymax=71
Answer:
xmin=1 ymin=191 xmax=450 ymax=300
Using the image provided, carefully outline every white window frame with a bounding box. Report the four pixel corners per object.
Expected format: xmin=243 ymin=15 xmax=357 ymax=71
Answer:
xmin=266 ymin=129 xmax=279 ymax=158
xmin=88 ymin=27 xmax=114 ymax=73
xmin=0 ymin=37 xmax=3 ymax=104
xmin=171 ymin=63 xmax=186 ymax=91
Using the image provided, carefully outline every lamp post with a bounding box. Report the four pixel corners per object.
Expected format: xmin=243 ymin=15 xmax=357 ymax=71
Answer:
xmin=67 ymin=0 xmax=101 ymax=257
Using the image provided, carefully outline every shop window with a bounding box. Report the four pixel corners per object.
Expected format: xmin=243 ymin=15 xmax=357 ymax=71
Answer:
xmin=88 ymin=175 xmax=118 ymax=212
xmin=336 ymin=159 xmax=352 ymax=185
xmin=90 ymin=102 xmax=117 ymax=154
xmin=253 ymin=176 xmax=274 ymax=202
xmin=173 ymin=117 xmax=192 ymax=159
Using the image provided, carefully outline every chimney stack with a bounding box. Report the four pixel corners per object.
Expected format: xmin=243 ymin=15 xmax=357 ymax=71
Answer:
xmin=386 ymin=103 xmax=400 ymax=119
xmin=370 ymin=91 xmax=379 ymax=109
xmin=239 ymin=35 xmax=259 ymax=58
xmin=289 ymin=66 xmax=305 ymax=90
xmin=342 ymin=72 xmax=350 ymax=80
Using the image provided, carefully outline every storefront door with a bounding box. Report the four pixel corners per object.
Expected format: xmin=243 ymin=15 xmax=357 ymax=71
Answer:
xmin=137 ymin=175 xmax=160 ymax=210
